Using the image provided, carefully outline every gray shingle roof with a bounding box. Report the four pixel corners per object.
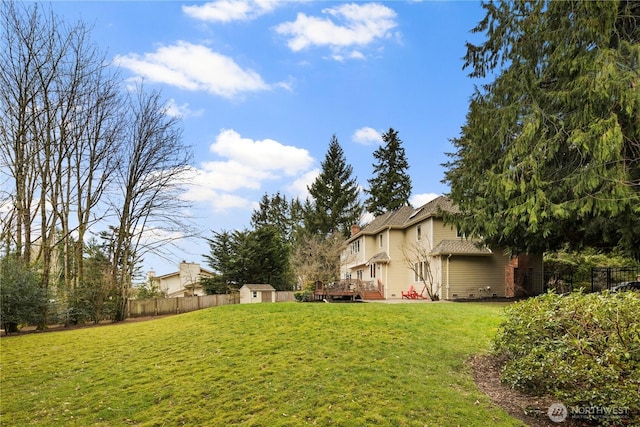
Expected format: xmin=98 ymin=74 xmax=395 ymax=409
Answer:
xmin=367 ymin=252 xmax=390 ymax=265
xmin=350 ymin=196 xmax=458 ymax=242
xmin=430 ymin=240 xmax=492 ymax=256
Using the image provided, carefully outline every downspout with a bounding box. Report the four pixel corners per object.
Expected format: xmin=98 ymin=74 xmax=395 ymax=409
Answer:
xmin=446 ymin=254 xmax=452 ymax=300
xmin=385 ymin=226 xmax=390 ymax=299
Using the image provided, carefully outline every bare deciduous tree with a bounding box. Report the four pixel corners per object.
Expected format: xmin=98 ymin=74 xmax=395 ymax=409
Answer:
xmin=110 ymin=86 xmax=193 ymax=321
xmin=400 ymin=240 xmax=440 ymax=301
xmin=292 ymin=232 xmax=345 ymax=290
xmin=0 ymin=3 xmax=152 ymax=326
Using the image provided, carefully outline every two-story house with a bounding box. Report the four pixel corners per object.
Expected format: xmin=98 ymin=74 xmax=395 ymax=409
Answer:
xmin=147 ymin=261 xmax=216 ymax=298
xmin=341 ymin=196 xmax=543 ymax=300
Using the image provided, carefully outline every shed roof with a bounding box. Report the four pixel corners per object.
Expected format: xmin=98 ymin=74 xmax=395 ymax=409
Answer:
xmin=430 ymin=240 xmax=492 ymax=256
xmin=241 ymin=284 xmax=276 ymax=291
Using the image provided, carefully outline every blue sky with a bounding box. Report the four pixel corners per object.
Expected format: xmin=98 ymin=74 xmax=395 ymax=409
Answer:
xmin=49 ymin=1 xmax=488 ymax=276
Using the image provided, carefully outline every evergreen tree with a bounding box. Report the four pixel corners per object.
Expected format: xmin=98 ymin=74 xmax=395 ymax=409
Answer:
xmin=203 ymin=227 xmax=294 ymax=290
xmin=364 ymin=128 xmax=412 ymax=215
xmin=444 ymin=0 xmax=640 ymax=259
xmin=245 ymin=226 xmax=293 ymax=291
xmin=250 ymin=192 xmax=304 ymax=244
xmin=305 ymin=135 xmax=362 ymax=237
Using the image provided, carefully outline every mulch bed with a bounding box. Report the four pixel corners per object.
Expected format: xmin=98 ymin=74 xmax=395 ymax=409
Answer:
xmin=469 ymin=354 xmax=591 ymax=427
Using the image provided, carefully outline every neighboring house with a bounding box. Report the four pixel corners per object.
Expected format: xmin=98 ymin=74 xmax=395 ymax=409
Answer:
xmin=148 ymin=261 xmax=215 ymax=298
xmin=239 ymin=284 xmax=276 ymax=304
xmin=341 ymin=196 xmax=543 ymax=300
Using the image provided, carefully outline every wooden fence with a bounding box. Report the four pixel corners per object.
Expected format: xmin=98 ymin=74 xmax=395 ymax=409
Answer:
xmin=275 ymin=291 xmax=296 ymax=302
xmin=128 ymin=291 xmax=296 ymax=318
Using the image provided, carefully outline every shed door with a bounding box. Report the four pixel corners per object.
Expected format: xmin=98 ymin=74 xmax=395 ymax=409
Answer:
xmin=261 ymin=291 xmax=273 ymax=302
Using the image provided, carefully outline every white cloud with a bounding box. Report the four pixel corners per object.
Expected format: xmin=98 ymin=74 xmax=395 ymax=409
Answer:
xmin=180 ymin=173 xmax=254 ymax=212
xmin=190 ymin=161 xmax=271 ymax=192
xmin=360 ymin=211 xmax=375 ymax=225
xmin=352 ymin=127 xmax=381 ymax=145
xmin=410 ymin=193 xmax=440 ymax=207
xmin=165 ymin=98 xmax=204 ymax=118
xmin=183 ymin=0 xmax=280 ymax=23
xmin=179 ymin=130 xmax=316 ymax=214
xmin=209 ymin=192 xmax=254 ymax=212
xmin=286 ymin=168 xmax=319 ymax=200
xmin=210 ymin=129 xmax=313 ymax=175
xmin=138 ymin=226 xmax=185 ymax=247
xmin=275 ymin=3 xmax=398 ymax=59
xmin=115 ymin=41 xmax=269 ymax=99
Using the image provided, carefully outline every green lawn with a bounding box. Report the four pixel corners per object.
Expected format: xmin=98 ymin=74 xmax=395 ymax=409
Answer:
xmin=1 ymin=302 xmax=524 ymax=426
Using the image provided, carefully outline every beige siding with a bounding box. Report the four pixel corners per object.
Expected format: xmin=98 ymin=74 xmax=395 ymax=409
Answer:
xmin=341 ymin=197 xmax=543 ymax=301
xmin=384 ymin=229 xmax=408 ymax=298
xmin=433 ymin=220 xmax=459 ymax=243
xmin=342 ymin=236 xmax=367 ymax=278
xmin=443 ymin=254 xmax=511 ymax=299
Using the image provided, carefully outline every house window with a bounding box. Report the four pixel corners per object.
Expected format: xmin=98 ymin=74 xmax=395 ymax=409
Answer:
xmin=370 ymin=264 xmax=376 ymax=278
xmin=457 ymin=228 xmax=466 ymax=239
xmin=417 ymin=225 xmax=422 ymax=241
xmin=414 ymin=261 xmax=428 ymax=282
xmin=350 ymin=239 xmax=360 ymax=254
xmin=378 ymin=234 xmax=383 ymax=248
xmin=357 ymin=270 xmax=363 ymax=280
xmin=252 ymin=291 xmax=257 ymax=298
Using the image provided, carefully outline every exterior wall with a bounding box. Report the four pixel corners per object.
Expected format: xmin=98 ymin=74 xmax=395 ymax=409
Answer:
xmin=443 ymin=253 xmax=512 ymax=300
xmin=432 ymin=220 xmax=459 ymax=243
xmin=505 ymin=253 xmax=544 ymax=297
xmin=342 ymin=213 xmax=541 ymax=301
xmin=160 ymin=275 xmax=182 ymax=297
xmin=342 ymin=235 xmax=367 ymax=278
xmin=179 ymin=262 xmax=203 ymax=295
xmin=383 ymin=221 xmax=440 ymax=299
xmin=239 ymin=287 xmax=275 ymax=304
xmin=381 ymin=229 xmax=407 ymax=299
xmin=157 ymin=262 xmax=214 ymax=298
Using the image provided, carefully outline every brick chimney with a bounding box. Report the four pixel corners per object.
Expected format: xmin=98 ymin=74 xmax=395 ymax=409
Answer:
xmin=350 ymin=224 xmax=361 ymax=236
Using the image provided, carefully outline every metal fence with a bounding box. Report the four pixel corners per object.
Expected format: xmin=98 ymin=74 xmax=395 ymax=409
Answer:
xmin=591 ymin=267 xmax=640 ymax=292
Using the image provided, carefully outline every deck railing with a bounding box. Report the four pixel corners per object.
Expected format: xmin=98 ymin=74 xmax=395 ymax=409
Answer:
xmin=315 ymin=279 xmax=380 ymax=297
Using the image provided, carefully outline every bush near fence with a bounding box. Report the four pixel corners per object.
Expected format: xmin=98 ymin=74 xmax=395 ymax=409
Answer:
xmin=128 ymin=291 xmax=295 ymax=317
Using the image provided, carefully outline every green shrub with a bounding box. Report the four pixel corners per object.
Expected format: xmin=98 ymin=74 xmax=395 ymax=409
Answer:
xmin=494 ymin=291 xmax=640 ymax=425
xmin=294 ymin=290 xmax=313 ymax=302
xmin=0 ymin=257 xmax=48 ymax=333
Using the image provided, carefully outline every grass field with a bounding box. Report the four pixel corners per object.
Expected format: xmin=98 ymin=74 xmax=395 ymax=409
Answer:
xmin=1 ymin=301 xmax=524 ymax=426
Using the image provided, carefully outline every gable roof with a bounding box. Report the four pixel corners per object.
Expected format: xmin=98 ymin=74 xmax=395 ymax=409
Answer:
xmin=347 ymin=196 xmax=457 ymax=243
xmin=430 ymin=240 xmax=492 ymax=256
xmin=367 ymin=252 xmax=390 ymax=265
xmin=241 ymin=284 xmax=276 ymax=291
xmin=155 ymin=266 xmax=216 ymax=280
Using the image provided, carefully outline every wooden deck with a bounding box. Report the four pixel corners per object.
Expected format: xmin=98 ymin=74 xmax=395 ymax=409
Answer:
xmin=313 ymin=280 xmax=384 ymax=301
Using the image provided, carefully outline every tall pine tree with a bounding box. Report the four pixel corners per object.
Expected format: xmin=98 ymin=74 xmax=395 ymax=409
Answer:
xmin=365 ymin=128 xmax=412 ymax=216
xmin=250 ymin=192 xmax=303 ymax=244
xmin=305 ymin=135 xmax=362 ymax=237
xmin=444 ymin=0 xmax=640 ymax=259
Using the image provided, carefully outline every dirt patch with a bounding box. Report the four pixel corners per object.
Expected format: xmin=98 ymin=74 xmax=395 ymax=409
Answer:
xmin=469 ymin=354 xmax=589 ymax=427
